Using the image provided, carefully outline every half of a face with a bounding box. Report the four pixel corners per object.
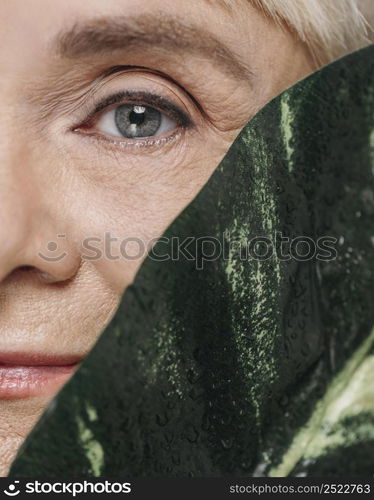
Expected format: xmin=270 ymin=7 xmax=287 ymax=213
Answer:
xmin=7 ymin=45 xmax=374 ymax=477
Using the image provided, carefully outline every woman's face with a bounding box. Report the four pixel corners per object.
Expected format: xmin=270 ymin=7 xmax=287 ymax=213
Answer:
xmin=0 ymin=0 xmax=314 ymax=474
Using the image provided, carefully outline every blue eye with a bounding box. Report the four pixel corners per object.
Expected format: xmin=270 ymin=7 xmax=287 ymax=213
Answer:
xmin=96 ymin=103 xmax=177 ymax=139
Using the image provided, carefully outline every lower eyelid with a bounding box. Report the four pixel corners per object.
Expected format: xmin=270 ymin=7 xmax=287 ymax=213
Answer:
xmin=74 ymin=126 xmax=186 ymax=153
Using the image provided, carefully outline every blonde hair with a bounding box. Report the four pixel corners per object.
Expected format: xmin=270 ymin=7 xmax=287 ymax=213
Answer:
xmin=237 ymin=0 xmax=373 ymax=66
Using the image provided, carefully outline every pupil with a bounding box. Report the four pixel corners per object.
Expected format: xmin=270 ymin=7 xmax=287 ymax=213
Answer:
xmin=129 ymin=110 xmax=145 ymax=126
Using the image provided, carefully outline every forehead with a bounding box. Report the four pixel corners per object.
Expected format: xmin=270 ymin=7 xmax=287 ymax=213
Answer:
xmin=1 ymin=0 xmax=227 ymax=52
xmin=0 ymin=0 xmax=265 ymax=74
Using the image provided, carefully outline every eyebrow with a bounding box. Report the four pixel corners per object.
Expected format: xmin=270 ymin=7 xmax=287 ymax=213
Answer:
xmin=54 ymin=14 xmax=253 ymax=83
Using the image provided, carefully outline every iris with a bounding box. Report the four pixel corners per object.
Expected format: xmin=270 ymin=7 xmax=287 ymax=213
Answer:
xmin=114 ymin=104 xmax=161 ymax=138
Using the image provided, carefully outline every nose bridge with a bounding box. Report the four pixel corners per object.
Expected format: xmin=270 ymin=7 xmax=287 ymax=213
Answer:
xmin=0 ymin=74 xmax=82 ymax=283
xmin=0 ymin=76 xmax=50 ymax=236
xmin=0 ymin=130 xmax=80 ymax=283
xmin=0 ymin=134 xmax=46 ymax=275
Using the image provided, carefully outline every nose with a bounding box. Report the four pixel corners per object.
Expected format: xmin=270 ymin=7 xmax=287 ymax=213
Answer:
xmin=0 ymin=142 xmax=81 ymax=284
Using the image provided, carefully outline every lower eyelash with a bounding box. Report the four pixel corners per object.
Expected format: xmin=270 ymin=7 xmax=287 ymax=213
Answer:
xmin=75 ymin=127 xmax=184 ymax=151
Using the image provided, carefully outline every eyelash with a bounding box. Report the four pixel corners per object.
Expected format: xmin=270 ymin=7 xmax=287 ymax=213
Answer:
xmin=73 ymin=90 xmax=193 ymax=149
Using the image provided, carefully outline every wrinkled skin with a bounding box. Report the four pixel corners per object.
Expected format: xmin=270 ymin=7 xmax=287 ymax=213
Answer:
xmin=0 ymin=0 xmax=315 ymax=475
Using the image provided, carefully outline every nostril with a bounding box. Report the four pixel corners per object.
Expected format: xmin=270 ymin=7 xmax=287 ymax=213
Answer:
xmin=1 ymin=265 xmax=74 ymax=287
xmin=0 ymin=265 xmax=40 ymax=286
xmin=3 ymin=265 xmax=41 ymax=281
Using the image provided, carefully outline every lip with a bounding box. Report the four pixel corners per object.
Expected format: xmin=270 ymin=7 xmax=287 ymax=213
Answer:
xmin=0 ymin=352 xmax=81 ymax=399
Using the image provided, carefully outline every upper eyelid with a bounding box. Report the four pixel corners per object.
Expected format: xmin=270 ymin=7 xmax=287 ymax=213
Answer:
xmin=97 ymin=65 xmax=206 ymax=119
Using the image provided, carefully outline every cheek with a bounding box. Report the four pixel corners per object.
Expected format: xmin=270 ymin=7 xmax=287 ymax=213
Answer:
xmin=58 ymin=262 xmax=122 ymax=352
xmin=51 ymin=130 xmax=233 ymax=291
xmin=0 ymin=259 xmax=121 ymax=355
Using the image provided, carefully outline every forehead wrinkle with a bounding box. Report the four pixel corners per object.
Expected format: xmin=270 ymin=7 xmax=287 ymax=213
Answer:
xmin=53 ymin=13 xmax=253 ymax=83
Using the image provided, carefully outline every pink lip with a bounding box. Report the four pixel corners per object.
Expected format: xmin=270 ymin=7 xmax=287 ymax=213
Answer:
xmin=0 ymin=352 xmax=81 ymax=399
